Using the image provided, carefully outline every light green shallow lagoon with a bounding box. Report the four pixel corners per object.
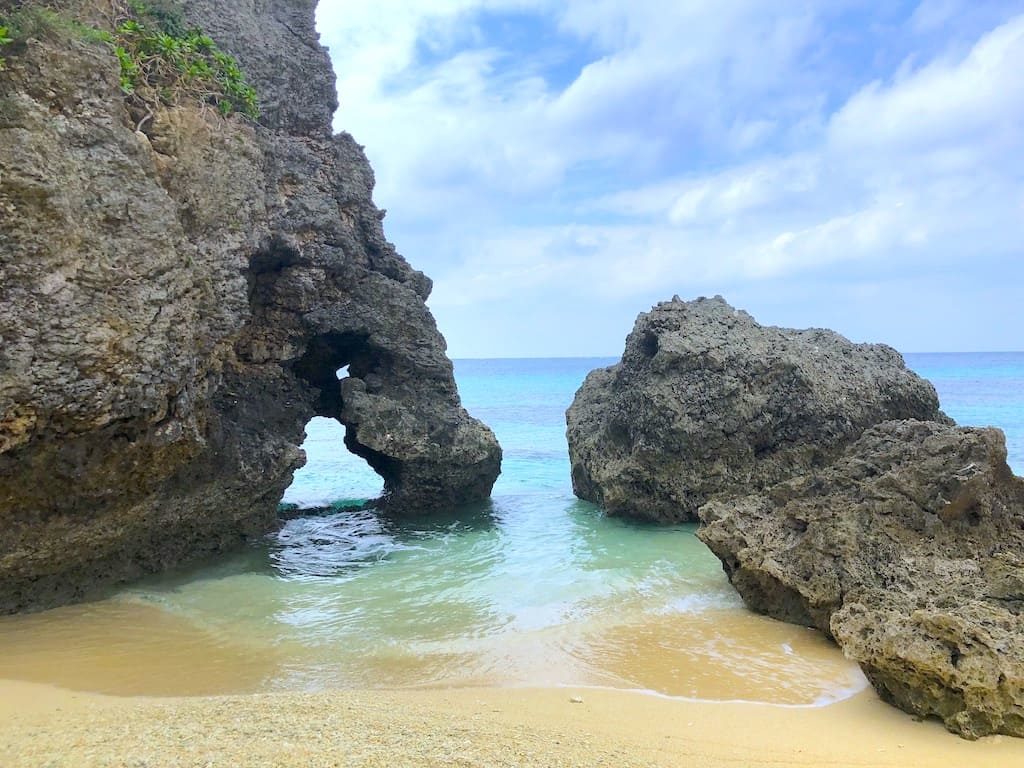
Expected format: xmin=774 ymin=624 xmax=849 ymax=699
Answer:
xmin=7 ymin=354 xmax=1018 ymax=703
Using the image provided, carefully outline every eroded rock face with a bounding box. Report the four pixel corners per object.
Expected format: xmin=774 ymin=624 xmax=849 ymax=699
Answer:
xmin=699 ymin=420 xmax=1024 ymax=739
xmin=566 ymin=296 xmax=945 ymax=522
xmin=0 ymin=0 xmax=500 ymax=613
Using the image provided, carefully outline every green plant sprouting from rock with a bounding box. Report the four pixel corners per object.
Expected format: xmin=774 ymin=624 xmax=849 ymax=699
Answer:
xmin=0 ymin=1 xmax=258 ymax=121
xmin=0 ymin=5 xmax=112 ymax=47
xmin=113 ymin=0 xmax=259 ymax=120
xmin=0 ymin=24 xmax=12 ymax=71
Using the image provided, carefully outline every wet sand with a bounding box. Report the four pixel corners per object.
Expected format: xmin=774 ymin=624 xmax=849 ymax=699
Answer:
xmin=0 ymin=597 xmax=864 ymax=703
xmin=2 ymin=597 xmax=1021 ymax=766
xmin=3 ymin=679 xmax=1024 ymax=767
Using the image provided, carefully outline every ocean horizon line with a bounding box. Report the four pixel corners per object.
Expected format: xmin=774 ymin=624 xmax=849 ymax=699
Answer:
xmin=450 ymin=350 xmax=1024 ymax=362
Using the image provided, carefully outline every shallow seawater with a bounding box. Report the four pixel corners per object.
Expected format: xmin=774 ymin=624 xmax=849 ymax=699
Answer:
xmin=0 ymin=354 xmax=1020 ymax=704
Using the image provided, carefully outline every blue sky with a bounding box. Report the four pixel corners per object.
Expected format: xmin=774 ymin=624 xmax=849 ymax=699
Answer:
xmin=315 ymin=0 xmax=1024 ymax=357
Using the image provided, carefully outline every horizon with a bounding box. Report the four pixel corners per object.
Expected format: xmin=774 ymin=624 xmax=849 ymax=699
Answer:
xmin=315 ymin=1 xmax=1024 ymax=359
xmin=449 ymin=349 xmax=1024 ymax=361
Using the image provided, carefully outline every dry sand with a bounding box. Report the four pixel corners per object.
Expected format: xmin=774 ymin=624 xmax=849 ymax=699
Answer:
xmin=3 ymin=679 xmax=1024 ymax=767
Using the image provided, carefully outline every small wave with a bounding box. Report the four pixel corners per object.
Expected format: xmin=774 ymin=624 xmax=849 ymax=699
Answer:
xmin=552 ymin=674 xmax=870 ymax=709
xmin=656 ymin=592 xmax=741 ymax=614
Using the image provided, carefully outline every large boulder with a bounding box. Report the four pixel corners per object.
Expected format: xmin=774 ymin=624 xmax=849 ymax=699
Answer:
xmin=0 ymin=0 xmax=500 ymax=613
xmin=566 ymin=296 xmax=945 ymax=522
xmin=699 ymin=420 xmax=1024 ymax=739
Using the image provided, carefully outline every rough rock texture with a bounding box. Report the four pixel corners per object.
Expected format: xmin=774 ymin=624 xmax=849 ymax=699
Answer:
xmin=566 ymin=296 xmax=945 ymax=522
xmin=0 ymin=0 xmax=500 ymax=614
xmin=568 ymin=295 xmax=1022 ymax=737
xmin=699 ymin=420 xmax=1024 ymax=739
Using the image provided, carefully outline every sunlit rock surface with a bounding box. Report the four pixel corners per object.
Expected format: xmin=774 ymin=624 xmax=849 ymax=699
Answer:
xmin=569 ymin=296 xmax=1023 ymax=738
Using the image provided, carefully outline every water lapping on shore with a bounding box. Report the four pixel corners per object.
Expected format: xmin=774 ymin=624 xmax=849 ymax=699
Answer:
xmin=0 ymin=354 xmax=1019 ymax=703
xmin=0 ymin=503 xmax=861 ymax=703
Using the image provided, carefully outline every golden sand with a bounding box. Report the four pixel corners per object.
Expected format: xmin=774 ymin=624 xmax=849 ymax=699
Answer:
xmin=0 ymin=600 xmax=283 ymax=696
xmin=579 ymin=608 xmax=861 ymax=703
xmin=2 ymin=598 xmax=1022 ymax=765
xmin=3 ymin=679 xmax=1024 ymax=767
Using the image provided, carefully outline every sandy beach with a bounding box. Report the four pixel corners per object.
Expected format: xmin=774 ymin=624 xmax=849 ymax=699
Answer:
xmin=3 ymin=679 xmax=1024 ymax=768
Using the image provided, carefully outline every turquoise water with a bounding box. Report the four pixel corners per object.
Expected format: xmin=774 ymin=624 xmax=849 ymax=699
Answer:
xmin=6 ymin=354 xmax=1019 ymax=701
xmin=283 ymin=353 xmax=1024 ymax=507
xmin=280 ymin=358 xmax=598 ymax=505
xmin=906 ymin=352 xmax=1024 ymax=474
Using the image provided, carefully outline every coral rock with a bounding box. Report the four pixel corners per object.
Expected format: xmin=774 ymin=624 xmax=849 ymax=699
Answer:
xmin=699 ymin=420 xmax=1024 ymax=739
xmin=566 ymin=296 xmax=944 ymax=522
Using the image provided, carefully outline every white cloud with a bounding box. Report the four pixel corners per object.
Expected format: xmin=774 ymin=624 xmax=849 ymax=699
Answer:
xmin=315 ymin=0 xmax=834 ymax=217
xmin=830 ymin=14 xmax=1024 ymax=153
xmin=593 ymin=154 xmax=820 ymax=224
xmin=314 ymin=2 xmax=1024 ymax=355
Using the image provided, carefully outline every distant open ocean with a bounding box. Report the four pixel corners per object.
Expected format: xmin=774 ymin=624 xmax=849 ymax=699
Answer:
xmin=285 ymin=352 xmax=1024 ymax=508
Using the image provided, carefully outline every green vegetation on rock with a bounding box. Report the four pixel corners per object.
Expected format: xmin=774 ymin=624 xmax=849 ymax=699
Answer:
xmin=0 ymin=24 xmax=11 ymax=70
xmin=0 ymin=5 xmax=114 ymax=50
xmin=114 ymin=0 xmax=259 ymax=119
xmin=1 ymin=6 xmax=78 ymax=55
xmin=0 ymin=1 xmax=258 ymax=120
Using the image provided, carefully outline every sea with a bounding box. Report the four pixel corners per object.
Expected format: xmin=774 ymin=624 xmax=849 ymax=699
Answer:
xmin=0 ymin=353 xmax=1020 ymax=702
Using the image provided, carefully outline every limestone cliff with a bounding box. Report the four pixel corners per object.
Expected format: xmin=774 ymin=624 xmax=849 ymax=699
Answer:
xmin=0 ymin=0 xmax=501 ymax=614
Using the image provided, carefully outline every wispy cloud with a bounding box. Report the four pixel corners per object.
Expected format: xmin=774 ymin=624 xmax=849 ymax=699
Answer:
xmin=315 ymin=1 xmax=1024 ymax=356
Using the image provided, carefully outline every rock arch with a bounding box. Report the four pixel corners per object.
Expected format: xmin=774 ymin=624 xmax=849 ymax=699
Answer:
xmin=287 ymin=322 xmax=501 ymax=511
xmin=0 ymin=0 xmax=500 ymax=613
